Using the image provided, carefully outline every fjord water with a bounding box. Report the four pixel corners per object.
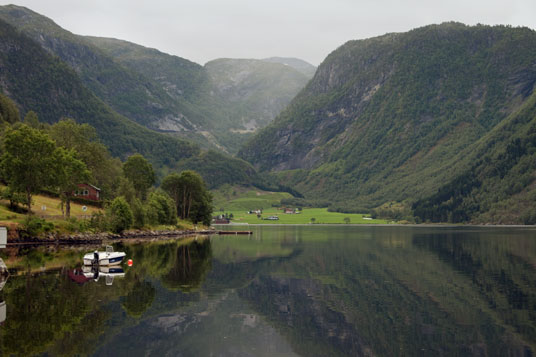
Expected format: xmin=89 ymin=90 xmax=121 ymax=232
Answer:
xmin=1 ymin=226 xmax=536 ymax=356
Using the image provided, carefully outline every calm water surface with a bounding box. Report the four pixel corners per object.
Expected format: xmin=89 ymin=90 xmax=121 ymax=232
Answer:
xmin=1 ymin=226 xmax=536 ymax=356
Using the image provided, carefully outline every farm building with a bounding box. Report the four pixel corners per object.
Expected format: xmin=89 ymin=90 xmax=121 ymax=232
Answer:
xmin=74 ymin=184 xmax=101 ymax=201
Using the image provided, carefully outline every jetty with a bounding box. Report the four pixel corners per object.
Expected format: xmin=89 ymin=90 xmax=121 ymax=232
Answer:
xmin=216 ymin=230 xmax=253 ymax=235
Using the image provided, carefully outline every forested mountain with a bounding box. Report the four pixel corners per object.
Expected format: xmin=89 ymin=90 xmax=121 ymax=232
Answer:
xmin=0 ymin=5 xmax=314 ymax=154
xmin=413 ymin=90 xmax=536 ymax=224
xmin=239 ymin=23 xmax=536 ymax=223
xmin=84 ymin=36 xmax=225 ymax=150
xmin=0 ymin=16 xmax=262 ymax=189
xmin=0 ymin=16 xmax=194 ymax=166
xmin=0 ymin=5 xmax=198 ymax=133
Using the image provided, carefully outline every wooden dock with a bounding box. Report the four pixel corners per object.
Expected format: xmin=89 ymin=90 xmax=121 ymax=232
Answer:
xmin=216 ymin=231 xmax=253 ymax=235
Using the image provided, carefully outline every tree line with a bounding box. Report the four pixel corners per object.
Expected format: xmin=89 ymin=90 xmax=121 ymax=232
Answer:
xmin=0 ymin=93 xmax=213 ymax=233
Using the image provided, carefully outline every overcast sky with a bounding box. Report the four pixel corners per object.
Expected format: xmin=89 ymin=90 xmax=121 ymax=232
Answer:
xmin=1 ymin=0 xmax=535 ymax=66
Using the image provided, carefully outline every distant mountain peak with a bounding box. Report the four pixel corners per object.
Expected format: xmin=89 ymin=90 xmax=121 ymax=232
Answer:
xmin=262 ymin=57 xmax=316 ymax=77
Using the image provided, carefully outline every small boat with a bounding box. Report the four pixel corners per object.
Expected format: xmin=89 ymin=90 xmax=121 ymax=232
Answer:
xmin=83 ymin=245 xmax=126 ymax=266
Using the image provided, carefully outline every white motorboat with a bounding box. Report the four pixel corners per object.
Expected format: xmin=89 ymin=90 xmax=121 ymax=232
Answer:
xmin=83 ymin=245 xmax=126 ymax=266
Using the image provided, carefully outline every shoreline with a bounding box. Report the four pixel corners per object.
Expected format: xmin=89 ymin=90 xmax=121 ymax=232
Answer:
xmin=218 ymin=223 xmax=536 ymax=228
xmin=7 ymin=223 xmax=536 ymax=245
xmin=7 ymin=229 xmax=219 ymax=245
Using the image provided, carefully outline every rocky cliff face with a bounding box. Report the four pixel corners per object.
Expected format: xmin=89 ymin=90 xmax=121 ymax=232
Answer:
xmin=205 ymin=58 xmax=313 ymax=133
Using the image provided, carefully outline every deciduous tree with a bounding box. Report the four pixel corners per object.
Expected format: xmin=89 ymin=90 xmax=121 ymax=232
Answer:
xmin=0 ymin=93 xmax=19 ymax=124
xmin=55 ymin=148 xmax=90 ymax=218
xmin=49 ymin=119 xmax=122 ymax=199
xmin=146 ymin=190 xmax=176 ymax=225
xmin=162 ymin=171 xmax=213 ymax=225
xmin=161 ymin=173 xmax=181 ymax=212
xmin=0 ymin=125 xmax=58 ymax=213
xmin=123 ymin=154 xmax=155 ymax=200
xmin=107 ymin=196 xmax=133 ymax=233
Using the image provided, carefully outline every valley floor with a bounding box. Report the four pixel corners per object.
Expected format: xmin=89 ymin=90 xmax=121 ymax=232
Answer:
xmin=220 ymin=208 xmax=387 ymax=225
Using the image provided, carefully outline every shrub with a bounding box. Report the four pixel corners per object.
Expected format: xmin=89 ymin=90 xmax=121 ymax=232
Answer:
xmin=20 ymin=216 xmax=54 ymax=238
xmin=0 ymin=187 xmax=27 ymax=212
xmin=145 ymin=191 xmax=176 ymax=226
xmin=107 ymin=196 xmax=133 ymax=233
xmin=65 ymin=217 xmax=91 ymax=233
xmin=130 ymin=198 xmax=146 ymax=229
xmin=89 ymin=211 xmax=107 ymax=232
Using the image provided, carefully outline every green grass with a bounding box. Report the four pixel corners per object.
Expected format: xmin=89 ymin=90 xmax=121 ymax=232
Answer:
xmin=212 ymin=185 xmax=293 ymax=211
xmin=223 ymin=207 xmax=387 ymax=224
xmin=0 ymin=192 xmax=101 ymax=223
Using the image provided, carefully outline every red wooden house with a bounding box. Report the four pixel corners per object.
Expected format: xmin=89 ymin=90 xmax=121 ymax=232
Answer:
xmin=74 ymin=184 xmax=101 ymax=201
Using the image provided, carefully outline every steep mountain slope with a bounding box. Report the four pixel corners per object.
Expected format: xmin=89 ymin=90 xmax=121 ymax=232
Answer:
xmin=0 ymin=3 xmax=314 ymax=156
xmin=86 ymin=39 xmax=315 ymax=153
xmin=239 ymin=23 xmax=536 ymax=218
xmin=0 ymin=16 xmax=195 ymax=166
xmin=84 ymin=36 xmax=235 ymax=152
xmin=204 ymin=58 xmax=312 ymax=132
xmin=0 ymin=5 xmax=199 ymax=133
xmin=0 ymin=17 xmax=262 ymax=188
xmin=413 ymin=90 xmax=536 ymax=223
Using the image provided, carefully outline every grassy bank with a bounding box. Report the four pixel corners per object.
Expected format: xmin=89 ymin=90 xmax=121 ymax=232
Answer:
xmin=212 ymin=185 xmax=293 ymax=211
xmin=221 ymin=208 xmax=387 ymax=225
xmin=0 ymin=194 xmax=101 ymax=223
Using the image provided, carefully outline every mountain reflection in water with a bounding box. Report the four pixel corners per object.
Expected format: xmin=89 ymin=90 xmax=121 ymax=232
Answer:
xmin=0 ymin=226 xmax=535 ymax=356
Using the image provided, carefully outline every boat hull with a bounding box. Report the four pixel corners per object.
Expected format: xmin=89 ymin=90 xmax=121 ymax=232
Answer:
xmin=83 ymin=252 xmax=126 ymax=266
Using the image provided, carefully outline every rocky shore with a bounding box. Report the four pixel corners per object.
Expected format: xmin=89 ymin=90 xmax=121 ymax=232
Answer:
xmin=8 ymin=228 xmax=217 ymax=245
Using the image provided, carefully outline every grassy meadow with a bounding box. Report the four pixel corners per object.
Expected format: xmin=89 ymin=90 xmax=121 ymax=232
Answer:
xmin=212 ymin=185 xmax=294 ymax=211
xmin=212 ymin=185 xmax=388 ymax=225
xmin=220 ymin=208 xmax=387 ymax=225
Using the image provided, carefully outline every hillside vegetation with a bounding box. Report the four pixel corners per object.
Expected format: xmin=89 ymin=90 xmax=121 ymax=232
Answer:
xmin=239 ymin=23 xmax=536 ymax=223
xmin=0 ymin=17 xmax=196 ymax=168
xmin=413 ymin=90 xmax=536 ymax=224
xmin=0 ymin=5 xmax=197 ymax=132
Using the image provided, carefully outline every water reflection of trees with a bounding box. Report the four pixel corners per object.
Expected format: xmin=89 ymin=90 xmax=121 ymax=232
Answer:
xmin=237 ymin=228 xmax=536 ymax=356
xmin=161 ymin=240 xmax=212 ymax=292
xmin=413 ymin=231 xmax=536 ymax=349
xmin=0 ymin=237 xmax=213 ymax=355
xmin=0 ymin=270 xmax=109 ymax=356
xmin=121 ymin=276 xmax=156 ymax=318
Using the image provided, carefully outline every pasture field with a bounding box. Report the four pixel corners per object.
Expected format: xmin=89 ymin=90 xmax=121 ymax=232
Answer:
xmin=222 ymin=207 xmax=387 ymax=225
